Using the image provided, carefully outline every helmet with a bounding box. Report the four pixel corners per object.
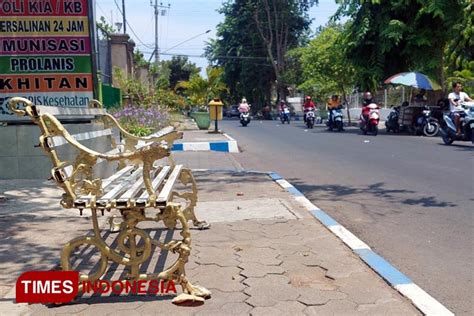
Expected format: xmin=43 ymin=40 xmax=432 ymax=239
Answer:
xmin=306 ymin=96 xmax=311 ymax=100
xmin=241 ymin=98 xmax=247 ymax=103
xmin=363 ymin=92 xmax=372 ymax=101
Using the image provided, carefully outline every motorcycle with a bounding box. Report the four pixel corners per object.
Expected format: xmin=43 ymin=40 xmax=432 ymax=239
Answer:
xmin=385 ymin=106 xmax=400 ymax=133
xmin=440 ymin=101 xmax=474 ymax=145
xmin=240 ymin=112 xmax=251 ymax=127
xmin=414 ymin=106 xmax=440 ymax=137
xmin=327 ymin=107 xmax=344 ymax=132
xmin=306 ymin=109 xmax=315 ymax=129
xmin=360 ymin=103 xmax=380 ymax=136
xmin=280 ymin=107 xmax=290 ymax=124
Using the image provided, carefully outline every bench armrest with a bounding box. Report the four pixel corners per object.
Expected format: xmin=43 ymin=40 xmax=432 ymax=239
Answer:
xmin=89 ymin=99 xmax=183 ymax=147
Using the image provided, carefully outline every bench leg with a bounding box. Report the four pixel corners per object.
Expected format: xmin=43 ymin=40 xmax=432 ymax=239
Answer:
xmin=60 ymin=206 xmax=210 ymax=303
xmin=155 ymin=203 xmax=211 ymax=303
xmin=175 ymin=168 xmax=210 ymax=230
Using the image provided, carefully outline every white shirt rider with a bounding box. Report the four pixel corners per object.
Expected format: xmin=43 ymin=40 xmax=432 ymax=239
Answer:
xmin=448 ymin=91 xmax=470 ymax=112
xmin=448 ymin=83 xmax=472 ymax=112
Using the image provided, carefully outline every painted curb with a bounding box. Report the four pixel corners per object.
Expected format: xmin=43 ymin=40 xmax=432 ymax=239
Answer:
xmin=172 ymin=136 xmax=239 ymax=153
xmin=193 ymin=168 xmax=454 ymax=316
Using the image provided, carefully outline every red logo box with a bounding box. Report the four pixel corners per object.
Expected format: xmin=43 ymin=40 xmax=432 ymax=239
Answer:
xmin=16 ymin=271 xmax=79 ymax=304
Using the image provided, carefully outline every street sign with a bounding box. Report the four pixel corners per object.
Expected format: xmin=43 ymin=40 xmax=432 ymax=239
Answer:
xmin=0 ymin=0 xmax=96 ymax=122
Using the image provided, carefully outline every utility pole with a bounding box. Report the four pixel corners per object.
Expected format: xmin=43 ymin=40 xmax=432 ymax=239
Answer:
xmin=150 ymin=1 xmax=170 ymax=66
xmin=122 ymin=0 xmax=126 ymax=34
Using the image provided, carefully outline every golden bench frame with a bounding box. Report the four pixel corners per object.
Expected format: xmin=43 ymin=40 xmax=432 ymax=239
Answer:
xmin=8 ymin=97 xmax=211 ymax=304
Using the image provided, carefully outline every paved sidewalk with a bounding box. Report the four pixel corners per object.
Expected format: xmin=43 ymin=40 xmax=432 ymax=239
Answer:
xmin=0 ymin=168 xmax=419 ymax=315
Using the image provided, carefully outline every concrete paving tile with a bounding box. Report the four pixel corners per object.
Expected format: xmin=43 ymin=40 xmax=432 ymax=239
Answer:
xmin=73 ymin=300 xmax=144 ymax=315
xmin=28 ymin=303 xmax=90 ymax=315
xmin=135 ymin=301 xmax=198 ymax=315
xmin=325 ymin=262 xmax=366 ymax=279
xmin=304 ymin=300 xmax=360 ymax=315
xmin=286 ymin=265 xmax=331 ymax=289
xmin=297 ymin=289 xmax=347 ymax=306
xmin=190 ymin=289 xmax=249 ymax=315
xmin=221 ymin=302 xmax=253 ymax=314
xmin=357 ymin=298 xmax=419 ymax=315
xmin=237 ymin=247 xmax=282 ymax=265
xmin=335 ymin=272 xmax=398 ymax=304
xmin=239 ymin=262 xmax=285 ymax=278
xmin=194 ymin=246 xmax=239 ymax=267
xmin=190 ymin=265 xmax=245 ymax=292
xmin=227 ymin=221 xmax=264 ymax=232
xmin=273 ymin=301 xmax=307 ymax=313
xmin=250 ymin=306 xmax=286 ymax=315
xmin=244 ymin=275 xmax=299 ymax=307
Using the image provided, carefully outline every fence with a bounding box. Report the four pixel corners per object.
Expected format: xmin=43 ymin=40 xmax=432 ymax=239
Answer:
xmin=345 ymin=87 xmax=411 ymax=109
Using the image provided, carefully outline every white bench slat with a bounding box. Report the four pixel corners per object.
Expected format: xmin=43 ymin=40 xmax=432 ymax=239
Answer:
xmin=50 ymin=129 xmax=112 ymax=147
xmin=102 ymin=165 xmax=135 ymax=188
xmin=137 ymin=166 xmax=171 ymax=202
xmin=97 ymin=167 xmax=143 ymax=205
xmin=74 ymin=165 xmax=135 ymax=206
xmin=34 ymin=106 xmax=106 ymax=116
xmin=157 ymin=165 xmax=182 ymax=205
xmin=117 ymin=167 xmax=162 ymax=201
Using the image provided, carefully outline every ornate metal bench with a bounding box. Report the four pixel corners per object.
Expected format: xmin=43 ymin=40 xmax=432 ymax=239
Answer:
xmin=7 ymin=97 xmax=211 ymax=304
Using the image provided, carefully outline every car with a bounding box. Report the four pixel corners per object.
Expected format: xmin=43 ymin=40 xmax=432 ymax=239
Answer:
xmin=226 ymin=105 xmax=240 ymax=118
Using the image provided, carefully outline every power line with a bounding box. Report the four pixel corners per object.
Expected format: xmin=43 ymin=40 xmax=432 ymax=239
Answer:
xmin=113 ymin=0 xmax=154 ymax=49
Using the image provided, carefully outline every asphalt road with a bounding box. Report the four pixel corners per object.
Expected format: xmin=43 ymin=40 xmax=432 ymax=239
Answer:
xmin=220 ymin=118 xmax=473 ymax=315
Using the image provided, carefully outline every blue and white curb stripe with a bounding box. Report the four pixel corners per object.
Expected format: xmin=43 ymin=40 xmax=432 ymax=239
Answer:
xmin=172 ymin=134 xmax=239 ymax=153
xmin=268 ymin=171 xmax=454 ymax=316
xmin=193 ymin=169 xmax=453 ymax=315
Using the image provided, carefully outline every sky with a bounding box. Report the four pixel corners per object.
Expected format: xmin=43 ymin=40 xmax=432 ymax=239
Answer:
xmin=95 ymin=0 xmax=342 ymax=73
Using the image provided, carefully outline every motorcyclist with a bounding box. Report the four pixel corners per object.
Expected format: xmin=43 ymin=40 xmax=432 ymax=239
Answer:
xmin=303 ymin=96 xmax=316 ymax=122
xmin=279 ymin=100 xmax=288 ymax=112
xmin=238 ymin=98 xmax=250 ymax=113
xmin=327 ymin=95 xmax=341 ymax=128
xmin=361 ymin=92 xmax=374 ymax=122
xmin=448 ymin=82 xmax=473 ymax=136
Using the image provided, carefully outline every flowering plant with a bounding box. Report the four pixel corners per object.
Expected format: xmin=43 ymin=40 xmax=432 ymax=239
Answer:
xmin=112 ymin=105 xmax=169 ymax=137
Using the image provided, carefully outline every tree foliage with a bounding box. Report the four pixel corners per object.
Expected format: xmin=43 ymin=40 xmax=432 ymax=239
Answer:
xmin=334 ymin=0 xmax=463 ymax=91
xmin=175 ymin=67 xmax=228 ymax=109
xmin=292 ymin=24 xmax=355 ymax=100
xmin=161 ymin=56 xmax=200 ymax=91
xmin=444 ymin=1 xmax=473 ymax=93
xmin=96 ymin=16 xmax=116 ymax=39
xmin=206 ymin=0 xmax=315 ymax=108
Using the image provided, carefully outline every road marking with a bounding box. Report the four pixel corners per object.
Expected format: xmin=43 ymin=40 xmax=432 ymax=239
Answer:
xmin=395 ymin=284 xmax=454 ymax=316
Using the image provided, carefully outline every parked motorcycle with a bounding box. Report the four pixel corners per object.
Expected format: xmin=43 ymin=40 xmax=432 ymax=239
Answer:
xmin=360 ymin=103 xmax=380 ymax=136
xmin=385 ymin=106 xmax=400 ymax=133
xmin=280 ymin=108 xmax=290 ymax=124
xmin=240 ymin=112 xmax=251 ymax=127
xmin=327 ymin=107 xmax=344 ymax=132
xmin=440 ymin=101 xmax=474 ymax=145
xmin=306 ymin=109 xmax=315 ymax=129
xmin=414 ymin=106 xmax=440 ymax=137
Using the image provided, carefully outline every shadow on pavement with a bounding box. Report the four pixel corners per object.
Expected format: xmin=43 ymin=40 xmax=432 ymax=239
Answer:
xmin=287 ymin=179 xmax=457 ymax=208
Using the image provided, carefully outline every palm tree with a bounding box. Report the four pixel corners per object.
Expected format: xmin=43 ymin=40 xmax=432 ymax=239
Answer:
xmin=176 ymin=67 xmax=228 ymax=109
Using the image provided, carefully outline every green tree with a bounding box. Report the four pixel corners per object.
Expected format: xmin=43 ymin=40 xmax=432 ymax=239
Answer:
xmin=334 ymin=0 xmax=463 ymax=91
xmin=96 ymin=16 xmax=115 ymax=39
xmin=176 ymin=67 xmax=229 ymax=109
xmin=294 ymin=24 xmax=355 ymax=97
xmin=444 ymin=1 xmax=473 ymax=94
xmin=206 ymin=0 xmax=315 ymax=108
xmin=251 ymin=0 xmax=316 ymax=99
xmin=293 ymin=24 xmax=356 ymax=121
xmin=163 ymin=56 xmax=200 ymax=90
